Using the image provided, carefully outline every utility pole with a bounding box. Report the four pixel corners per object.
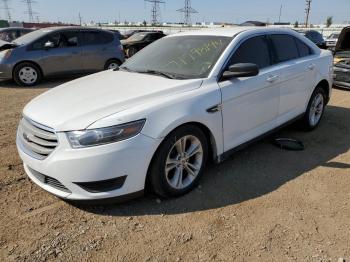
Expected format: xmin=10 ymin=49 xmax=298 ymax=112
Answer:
xmin=305 ymin=0 xmax=312 ymax=28
xmin=23 ymin=0 xmax=37 ymax=23
xmin=2 ymin=0 xmax=12 ymax=22
xmin=278 ymin=4 xmax=282 ymax=23
xmin=145 ymin=0 xmax=165 ymax=25
xmin=78 ymin=12 xmax=82 ymax=26
xmin=177 ymin=0 xmax=198 ymax=26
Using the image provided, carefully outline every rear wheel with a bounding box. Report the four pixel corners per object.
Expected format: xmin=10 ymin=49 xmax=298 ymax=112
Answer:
xmin=126 ymin=46 xmax=138 ymax=57
xmin=13 ymin=62 xmax=42 ymax=87
xmin=302 ymin=86 xmax=326 ymax=130
xmin=104 ymin=59 xmax=122 ymax=70
xmin=149 ymin=125 xmax=208 ymax=198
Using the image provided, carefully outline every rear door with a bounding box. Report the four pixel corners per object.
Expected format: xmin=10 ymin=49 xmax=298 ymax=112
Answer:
xmin=80 ymin=30 xmax=115 ymax=71
xmin=39 ymin=30 xmax=83 ymax=75
xmin=269 ymin=34 xmax=316 ymax=123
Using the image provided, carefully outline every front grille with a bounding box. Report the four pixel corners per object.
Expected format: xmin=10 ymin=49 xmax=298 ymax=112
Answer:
xmin=28 ymin=166 xmax=71 ymax=193
xmin=18 ymin=118 xmax=58 ymax=160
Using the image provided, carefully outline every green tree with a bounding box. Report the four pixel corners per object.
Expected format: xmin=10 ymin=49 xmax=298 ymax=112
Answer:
xmin=294 ymin=21 xmax=299 ymax=28
xmin=326 ymin=16 xmax=333 ymax=28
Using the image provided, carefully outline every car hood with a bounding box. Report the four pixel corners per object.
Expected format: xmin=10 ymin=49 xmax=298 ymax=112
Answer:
xmin=23 ymin=70 xmax=203 ymax=131
xmin=0 ymin=39 xmax=17 ymax=51
xmin=335 ymin=26 xmax=350 ymax=52
xmin=120 ymin=39 xmax=142 ymax=45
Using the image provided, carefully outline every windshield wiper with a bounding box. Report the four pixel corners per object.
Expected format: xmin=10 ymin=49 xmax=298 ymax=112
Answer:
xmin=119 ymin=66 xmax=134 ymax=72
xmin=137 ymin=70 xmax=184 ymax=79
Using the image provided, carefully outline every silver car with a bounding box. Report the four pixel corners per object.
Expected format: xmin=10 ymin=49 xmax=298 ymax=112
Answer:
xmin=0 ymin=26 xmax=125 ymax=86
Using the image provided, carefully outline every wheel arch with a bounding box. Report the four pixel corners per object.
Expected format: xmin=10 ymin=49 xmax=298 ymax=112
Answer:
xmin=316 ymin=79 xmax=331 ymax=103
xmin=144 ymin=121 xmax=218 ymax=190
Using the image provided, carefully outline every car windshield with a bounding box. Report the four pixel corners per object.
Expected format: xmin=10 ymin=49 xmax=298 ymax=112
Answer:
xmin=128 ymin=33 xmax=147 ymax=41
xmin=329 ymin=33 xmax=340 ymax=39
xmin=121 ymin=35 xmax=232 ymax=79
xmin=12 ymin=28 xmax=53 ymax=45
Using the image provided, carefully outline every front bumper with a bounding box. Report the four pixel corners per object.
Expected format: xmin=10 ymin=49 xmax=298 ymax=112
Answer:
xmin=0 ymin=62 xmax=13 ymax=80
xmin=334 ymin=66 xmax=350 ymax=90
xmin=17 ymin=131 xmax=160 ymax=201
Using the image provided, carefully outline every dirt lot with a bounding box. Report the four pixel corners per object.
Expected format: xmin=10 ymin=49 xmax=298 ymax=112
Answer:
xmin=0 ymin=79 xmax=350 ymax=262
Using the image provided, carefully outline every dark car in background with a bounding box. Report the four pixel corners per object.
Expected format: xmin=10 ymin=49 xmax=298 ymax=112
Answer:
xmin=302 ymin=30 xmax=326 ymax=49
xmin=0 ymin=27 xmax=35 ymax=42
xmin=0 ymin=26 xmax=125 ymax=86
xmin=121 ymin=31 xmax=165 ymax=57
xmin=333 ymin=27 xmax=350 ymax=89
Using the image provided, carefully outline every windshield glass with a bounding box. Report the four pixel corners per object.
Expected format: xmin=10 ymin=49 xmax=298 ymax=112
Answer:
xmin=329 ymin=33 xmax=340 ymax=39
xmin=127 ymin=33 xmax=147 ymax=41
xmin=13 ymin=29 xmax=52 ymax=45
xmin=122 ymin=35 xmax=232 ymax=79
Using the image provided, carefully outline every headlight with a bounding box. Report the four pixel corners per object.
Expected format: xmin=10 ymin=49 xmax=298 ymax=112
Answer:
xmin=66 ymin=119 xmax=145 ymax=148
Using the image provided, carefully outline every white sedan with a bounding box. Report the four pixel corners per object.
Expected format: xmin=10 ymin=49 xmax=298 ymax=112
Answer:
xmin=17 ymin=27 xmax=333 ymax=202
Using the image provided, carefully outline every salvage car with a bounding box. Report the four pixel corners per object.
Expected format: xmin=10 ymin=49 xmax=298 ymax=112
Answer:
xmin=0 ymin=27 xmax=34 ymax=42
xmin=333 ymin=27 xmax=350 ymax=89
xmin=121 ymin=31 xmax=165 ymax=57
xmin=0 ymin=26 xmax=125 ymax=86
xmin=16 ymin=28 xmax=333 ymax=202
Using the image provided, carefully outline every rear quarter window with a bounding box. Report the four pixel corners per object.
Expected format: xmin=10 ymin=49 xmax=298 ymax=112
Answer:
xmin=294 ymin=37 xmax=314 ymax=57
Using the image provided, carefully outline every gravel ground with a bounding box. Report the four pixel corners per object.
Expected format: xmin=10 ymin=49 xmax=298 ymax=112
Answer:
xmin=0 ymin=78 xmax=350 ymax=262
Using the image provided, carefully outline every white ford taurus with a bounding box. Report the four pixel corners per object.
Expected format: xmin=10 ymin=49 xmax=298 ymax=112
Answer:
xmin=17 ymin=27 xmax=333 ymax=202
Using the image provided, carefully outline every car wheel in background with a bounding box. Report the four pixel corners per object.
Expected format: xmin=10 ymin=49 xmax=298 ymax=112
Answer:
xmin=13 ymin=62 xmax=42 ymax=87
xmin=302 ymin=86 xmax=326 ymax=130
xmin=104 ymin=59 xmax=122 ymax=70
xmin=126 ymin=46 xmax=138 ymax=57
xmin=149 ymin=125 xmax=208 ymax=198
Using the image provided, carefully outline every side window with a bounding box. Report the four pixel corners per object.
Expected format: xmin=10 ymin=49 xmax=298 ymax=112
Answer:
xmin=229 ymin=35 xmax=271 ymax=69
xmin=294 ymin=37 xmax=313 ymax=57
xmin=82 ymin=31 xmax=114 ymax=46
xmin=270 ymin=34 xmax=299 ymax=63
xmin=30 ymin=33 xmax=60 ymax=50
xmin=60 ymin=31 xmax=79 ymax=47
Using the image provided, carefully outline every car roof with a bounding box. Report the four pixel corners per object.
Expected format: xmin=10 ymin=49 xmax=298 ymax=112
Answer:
xmin=169 ymin=27 xmax=297 ymax=38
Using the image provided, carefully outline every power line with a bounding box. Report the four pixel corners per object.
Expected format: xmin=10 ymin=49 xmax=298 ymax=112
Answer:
xmin=145 ymin=0 xmax=165 ymax=25
xmin=305 ymin=0 xmax=312 ymax=27
xmin=177 ymin=0 xmax=198 ymax=26
xmin=23 ymin=0 xmax=38 ymax=23
xmin=2 ymin=0 xmax=12 ymax=22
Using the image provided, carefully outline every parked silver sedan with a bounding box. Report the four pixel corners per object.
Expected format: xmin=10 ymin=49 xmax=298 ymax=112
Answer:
xmin=0 ymin=26 xmax=125 ymax=86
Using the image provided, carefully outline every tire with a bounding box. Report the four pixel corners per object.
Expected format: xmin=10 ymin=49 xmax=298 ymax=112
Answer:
xmin=126 ymin=46 xmax=138 ymax=57
xmin=104 ymin=59 xmax=122 ymax=70
xmin=149 ymin=125 xmax=208 ymax=198
xmin=301 ymin=86 xmax=326 ymax=131
xmin=13 ymin=62 xmax=42 ymax=87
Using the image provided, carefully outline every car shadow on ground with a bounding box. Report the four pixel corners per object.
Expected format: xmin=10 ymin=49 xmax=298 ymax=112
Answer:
xmin=72 ymin=105 xmax=350 ymax=216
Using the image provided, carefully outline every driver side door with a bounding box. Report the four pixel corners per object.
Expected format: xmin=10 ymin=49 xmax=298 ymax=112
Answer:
xmin=219 ymin=35 xmax=281 ymax=151
xmin=38 ymin=30 xmax=83 ymax=76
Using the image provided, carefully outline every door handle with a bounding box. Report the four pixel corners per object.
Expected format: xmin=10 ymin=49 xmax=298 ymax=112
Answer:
xmin=266 ymin=75 xmax=279 ymax=83
xmin=307 ymin=64 xmax=315 ymax=70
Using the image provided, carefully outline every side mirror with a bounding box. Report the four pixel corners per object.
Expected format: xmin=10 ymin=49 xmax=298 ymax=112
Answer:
xmin=44 ymin=41 xmax=54 ymax=49
xmin=221 ymin=63 xmax=259 ymax=81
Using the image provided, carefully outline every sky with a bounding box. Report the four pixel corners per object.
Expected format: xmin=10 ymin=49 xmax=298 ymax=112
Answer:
xmin=4 ymin=0 xmax=350 ymax=25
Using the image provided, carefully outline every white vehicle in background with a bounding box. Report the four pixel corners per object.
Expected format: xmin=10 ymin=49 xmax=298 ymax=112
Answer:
xmin=16 ymin=27 xmax=333 ymax=202
xmin=325 ymin=33 xmax=340 ymax=49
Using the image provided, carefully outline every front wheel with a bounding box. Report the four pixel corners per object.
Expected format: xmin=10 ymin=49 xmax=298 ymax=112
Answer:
xmin=13 ymin=62 xmax=42 ymax=87
xmin=126 ymin=46 xmax=138 ymax=57
xmin=302 ymin=87 xmax=326 ymax=130
xmin=149 ymin=125 xmax=208 ymax=198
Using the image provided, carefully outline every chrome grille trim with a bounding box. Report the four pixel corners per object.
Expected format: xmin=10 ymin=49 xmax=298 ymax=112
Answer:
xmin=17 ymin=118 xmax=58 ymax=160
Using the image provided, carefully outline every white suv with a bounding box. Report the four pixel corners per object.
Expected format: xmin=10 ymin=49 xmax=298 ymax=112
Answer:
xmin=17 ymin=28 xmax=333 ymax=202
